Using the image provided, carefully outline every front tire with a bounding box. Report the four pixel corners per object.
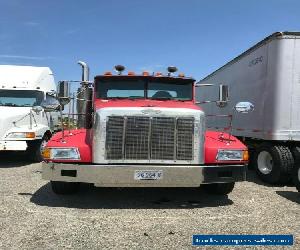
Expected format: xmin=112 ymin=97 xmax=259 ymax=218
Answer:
xmin=254 ymin=144 xmax=294 ymax=184
xmin=51 ymin=181 xmax=80 ymax=195
xmin=203 ymin=182 xmax=235 ymax=195
xmin=27 ymin=136 xmax=49 ymax=162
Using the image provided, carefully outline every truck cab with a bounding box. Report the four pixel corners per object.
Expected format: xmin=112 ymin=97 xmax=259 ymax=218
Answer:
xmin=0 ymin=65 xmax=59 ymax=161
xmin=42 ymin=63 xmax=249 ymax=195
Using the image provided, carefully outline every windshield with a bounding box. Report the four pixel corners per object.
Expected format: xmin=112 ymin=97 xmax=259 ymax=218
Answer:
xmin=0 ymin=90 xmax=44 ymax=107
xmin=97 ymin=80 xmax=145 ymax=99
xmin=148 ymin=81 xmax=192 ymax=100
xmin=96 ymin=79 xmax=193 ymax=100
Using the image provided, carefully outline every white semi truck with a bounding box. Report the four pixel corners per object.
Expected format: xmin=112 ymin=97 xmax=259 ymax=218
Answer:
xmin=0 ymin=65 xmax=59 ymax=161
xmin=197 ymin=31 xmax=300 ymax=184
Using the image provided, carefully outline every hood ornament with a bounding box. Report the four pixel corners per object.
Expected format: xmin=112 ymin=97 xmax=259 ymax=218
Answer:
xmin=141 ymin=109 xmax=161 ymax=115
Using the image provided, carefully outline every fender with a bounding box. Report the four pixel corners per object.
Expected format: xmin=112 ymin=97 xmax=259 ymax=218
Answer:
xmin=204 ymin=131 xmax=248 ymax=165
xmin=204 ymin=130 xmax=248 ymax=164
xmin=45 ymin=129 xmax=92 ymax=163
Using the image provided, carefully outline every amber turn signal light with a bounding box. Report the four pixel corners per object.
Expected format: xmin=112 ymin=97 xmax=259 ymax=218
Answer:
xmin=26 ymin=132 xmax=36 ymax=138
xmin=42 ymin=147 xmax=50 ymax=159
xmin=243 ymin=150 xmax=249 ymax=161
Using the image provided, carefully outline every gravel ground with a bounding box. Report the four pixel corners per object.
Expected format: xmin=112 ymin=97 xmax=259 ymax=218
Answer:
xmin=0 ymin=152 xmax=299 ymax=250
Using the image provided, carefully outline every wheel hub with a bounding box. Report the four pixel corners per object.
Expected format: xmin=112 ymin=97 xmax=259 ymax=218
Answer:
xmin=257 ymin=151 xmax=273 ymax=175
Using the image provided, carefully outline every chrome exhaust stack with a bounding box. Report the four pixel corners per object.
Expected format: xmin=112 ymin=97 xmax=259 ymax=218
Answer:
xmin=78 ymin=61 xmax=89 ymax=82
xmin=76 ymin=61 xmax=92 ymax=129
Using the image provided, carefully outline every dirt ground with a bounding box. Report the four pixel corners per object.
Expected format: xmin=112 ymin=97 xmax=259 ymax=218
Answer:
xmin=0 ymin=152 xmax=299 ymax=249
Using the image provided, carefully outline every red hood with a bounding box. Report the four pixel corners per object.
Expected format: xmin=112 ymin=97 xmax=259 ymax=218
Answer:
xmin=94 ymin=99 xmax=202 ymax=110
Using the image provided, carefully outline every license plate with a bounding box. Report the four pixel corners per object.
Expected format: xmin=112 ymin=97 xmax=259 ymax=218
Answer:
xmin=134 ymin=170 xmax=163 ymax=180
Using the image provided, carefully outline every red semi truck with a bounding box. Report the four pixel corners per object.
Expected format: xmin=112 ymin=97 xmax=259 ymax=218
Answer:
xmin=41 ymin=62 xmax=251 ymax=195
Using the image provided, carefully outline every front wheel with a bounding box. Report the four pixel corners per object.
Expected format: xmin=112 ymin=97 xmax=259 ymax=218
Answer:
xmin=203 ymin=182 xmax=235 ymax=195
xmin=27 ymin=137 xmax=49 ymax=162
xmin=51 ymin=181 xmax=80 ymax=195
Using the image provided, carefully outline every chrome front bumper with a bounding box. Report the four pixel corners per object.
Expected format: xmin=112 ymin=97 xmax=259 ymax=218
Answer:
xmin=42 ymin=163 xmax=246 ymax=187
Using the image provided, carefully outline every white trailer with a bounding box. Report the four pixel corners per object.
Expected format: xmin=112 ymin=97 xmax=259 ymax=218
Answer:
xmin=197 ymin=31 xmax=300 ymax=184
xmin=0 ymin=65 xmax=59 ymax=161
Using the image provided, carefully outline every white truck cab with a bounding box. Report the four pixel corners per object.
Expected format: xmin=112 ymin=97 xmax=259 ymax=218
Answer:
xmin=0 ymin=65 xmax=59 ymax=161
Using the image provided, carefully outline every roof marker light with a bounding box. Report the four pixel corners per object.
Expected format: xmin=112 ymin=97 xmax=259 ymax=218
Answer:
xmin=178 ymin=73 xmax=185 ymax=77
xmin=167 ymin=66 xmax=178 ymax=76
xmin=155 ymin=72 xmax=163 ymax=77
xmin=128 ymin=71 xmax=135 ymax=76
xmin=114 ymin=65 xmax=125 ymax=75
xmin=142 ymin=71 xmax=149 ymax=76
xmin=104 ymin=71 xmax=112 ymax=76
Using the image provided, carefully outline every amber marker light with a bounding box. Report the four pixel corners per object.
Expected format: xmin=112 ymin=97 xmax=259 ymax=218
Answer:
xmin=26 ymin=132 xmax=36 ymax=138
xmin=243 ymin=150 xmax=249 ymax=161
xmin=104 ymin=71 xmax=112 ymax=76
xmin=142 ymin=71 xmax=149 ymax=76
xmin=128 ymin=71 xmax=135 ymax=76
xmin=42 ymin=147 xmax=50 ymax=159
xmin=155 ymin=72 xmax=163 ymax=76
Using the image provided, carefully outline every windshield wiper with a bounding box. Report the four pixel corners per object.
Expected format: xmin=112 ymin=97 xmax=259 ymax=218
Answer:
xmin=128 ymin=96 xmax=144 ymax=99
xmin=105 ymin=97 xmax=126 ymax=100
xmin=106 ymin=97 xmax=145 ymax=100
xmin=2 ymin=103 xmax=19 ymax=107
xmin=150 ymin=97 xmax=173 ymax=100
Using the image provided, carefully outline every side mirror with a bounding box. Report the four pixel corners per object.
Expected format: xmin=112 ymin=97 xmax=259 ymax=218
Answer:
xmin=217 ymin=84 xmax=229 ymax=107
xmin=32 ymin=106 xmax=43 ymax=114
xmin=41 ymin=93 xmax=61 ymax=112
xmin=234 ymin=102 xmax=254 ymax=113
xmin=41 ymin=102 xmax=61 ymax=112
xmin=46 ymin=90 xmax=57 ymax=97
xmin=58 ymin=81 xmax=71 ymax=105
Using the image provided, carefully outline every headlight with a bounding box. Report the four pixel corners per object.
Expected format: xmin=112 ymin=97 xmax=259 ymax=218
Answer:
xmin=216 ymin=150 xmax=248 ymax=161
xmin=6 ymin=132 xmax=35 ymax=139
xmin=42 ymin=147 xmax=80 ymax=160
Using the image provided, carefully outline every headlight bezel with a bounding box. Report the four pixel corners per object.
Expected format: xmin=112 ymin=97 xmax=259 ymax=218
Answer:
xmin=216 ymin=149 xmax=248 ymax=161
xmin=43 ymin=147 xmax=81 ymax=160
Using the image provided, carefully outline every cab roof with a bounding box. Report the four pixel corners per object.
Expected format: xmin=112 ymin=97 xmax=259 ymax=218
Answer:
xmin=94 ymin=74 xmax=195 ymax=84
xmin=0 ymin=65 xmax=55 ymax=91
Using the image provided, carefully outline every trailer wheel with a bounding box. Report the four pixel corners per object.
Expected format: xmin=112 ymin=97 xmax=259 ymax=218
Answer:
xmin=292 ymin=147 xmax=300 ymax=192
xmin=51 ymin=181 xmax=80 ymax=195
xmin=291 ymin=146 xmax=300 ymax=165
xmin=203 ymin=182 xmax=235 ymax=195
xmin=292 ymin=165 xmax=300 ymax=192
xmin=27 ymin=136 xmax=49 ymax=162
xmin=254 ymin=144 xmax=294 ymax=184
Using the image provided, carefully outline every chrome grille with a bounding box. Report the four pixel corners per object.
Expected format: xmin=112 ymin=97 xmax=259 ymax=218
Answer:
xmin=106 ymin=116 xmax=124 ymax=159
xmin=176 ymin=118 xmax=194 ymax=160
xmin=151 ymin=117 xmax=176 ymax=160
xmin=125 ymin=117 xmax=150 ymax=159
xmin=105 ymin=116 xmax=194 ymax=160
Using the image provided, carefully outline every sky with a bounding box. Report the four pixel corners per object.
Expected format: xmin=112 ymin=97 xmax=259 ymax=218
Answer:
xmin=0 ymin=0 xmax=300 ymax=83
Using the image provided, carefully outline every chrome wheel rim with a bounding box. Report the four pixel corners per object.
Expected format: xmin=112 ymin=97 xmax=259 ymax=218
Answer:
xmin=40 ymin=139 xmax=47 ymax=155
xmin=257 ymin=151 xmax=273 ymax=175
